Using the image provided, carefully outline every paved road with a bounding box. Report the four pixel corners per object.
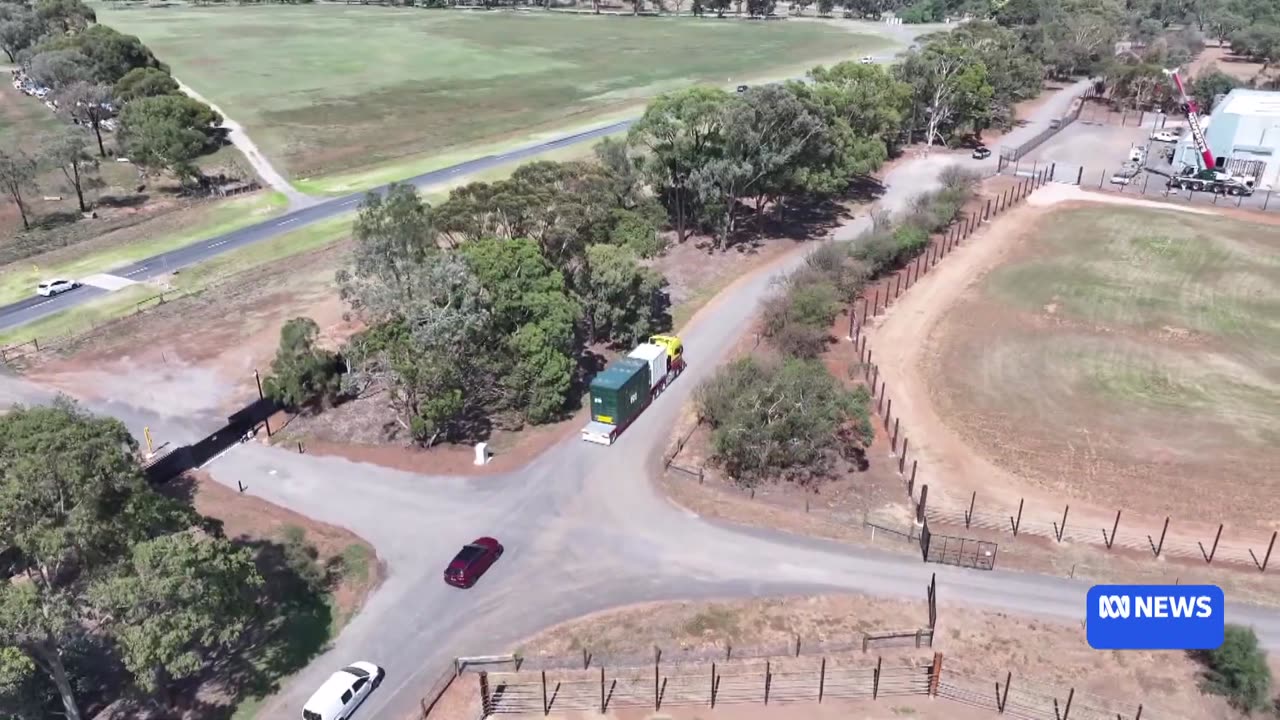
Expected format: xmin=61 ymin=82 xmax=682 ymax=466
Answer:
xmin=7 ymin=77 xmax=1275 ymax=720
xmin=0 ymin=120 xmax=632 ymax=331
xmin=0 ymin=37 xmax=923 ymax=333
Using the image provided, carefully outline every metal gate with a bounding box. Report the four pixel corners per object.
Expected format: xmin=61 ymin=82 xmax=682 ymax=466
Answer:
xmin=920 ymin=519 xmax=998 ymax=570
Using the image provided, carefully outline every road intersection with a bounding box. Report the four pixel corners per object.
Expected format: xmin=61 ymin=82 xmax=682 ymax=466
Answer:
xmin=4 ymin=78 xmax=1277 ymax=720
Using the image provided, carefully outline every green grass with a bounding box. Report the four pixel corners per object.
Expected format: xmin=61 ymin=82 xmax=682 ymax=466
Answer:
xmin=96 ymin=4 xmax=890 ymax=183
xmin=171 ymin=213 xmax=352 ymax=291
xmin=0 ymin=191 xmax=288 ymax=306
xmin=971 ymin=206 xmax=1280 ymax=443
xmin=0 ymin=284 xmax=162 ymax=347
xmin=987 ymin=207 xmax=1280 ymax=347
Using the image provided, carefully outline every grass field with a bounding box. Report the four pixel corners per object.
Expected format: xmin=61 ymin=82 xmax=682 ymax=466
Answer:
xmin=96 ymin=5 xmax=890 ymax=182
xmin=928 ymin=205 xmax=1280 ymax=527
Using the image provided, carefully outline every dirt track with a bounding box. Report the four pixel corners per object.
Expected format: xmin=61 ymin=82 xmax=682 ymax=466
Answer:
xmin=864 ymin=185 xmax=1278 ymax=572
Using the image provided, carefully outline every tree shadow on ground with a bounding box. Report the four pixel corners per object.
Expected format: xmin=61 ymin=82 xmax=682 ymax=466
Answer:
xmin=186 ymin=538 xmax=335 ymax=720
xmin=93 ymin=193 xmax=149 ymax=209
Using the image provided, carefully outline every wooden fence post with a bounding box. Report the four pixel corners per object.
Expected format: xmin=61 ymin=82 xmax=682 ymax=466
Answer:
xmin=479 ymin=672 xmax=492 ymax=717
xmin=710 ymin=663 xmax=718 ymax=708
xmin=965 ymin=491 xmax=975 ymax=529
xmin=928 ymin=653 xmax=943 ymax=696
xmin=873 ymin=656 xmax=882 ymax=699
xmin=1200 ymin=524 xmax=1223 ymax=563
xmin=1054 ymin=504 xmax=1070 ymax=542
xmin=899 ymin=438 xmax=908 ymax=473
xmin=1010 ymin=498 xmax=1023 ymax=536
xmin=1251 ymin=531 xmax=1277 ymax=571
xmin=600 ymin=667 xmax=606 ymax=713
xmin=541 ymin=670 xmax=549 ymax=716
xmin=1149 ymin=517 xmax=1169 ymax=558
xmin=1056 ymin=687 xmax=1074 ymax=720
xmin=764 ymin=660 xmax=771 ymax=705
xmin=996 ymin=671 xmax=1011 ymax=713
xmin=818 ymin=657 xmax=826 ymax=703
xmin=1103 ymin=510 xmax=1121 ymax=549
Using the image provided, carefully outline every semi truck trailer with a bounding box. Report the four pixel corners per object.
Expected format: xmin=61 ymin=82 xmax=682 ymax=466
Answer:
xmin=581 ymin=334 xmax=685 ymax=446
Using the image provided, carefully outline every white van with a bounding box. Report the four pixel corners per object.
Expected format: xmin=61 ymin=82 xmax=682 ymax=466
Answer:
xmin=1128 ymin=146 xmax=1147 ymax=163
xmin=302 ymin=662 xmax=384 ymax=720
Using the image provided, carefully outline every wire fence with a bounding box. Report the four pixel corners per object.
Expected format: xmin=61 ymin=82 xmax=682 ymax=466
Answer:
xmin=464 ymin=652 xmax=1169 ymax=719
xmin=511 ymin=626 xmax=935 ymax=674
xmin=0 ymin=290 xmax=188 ymax=369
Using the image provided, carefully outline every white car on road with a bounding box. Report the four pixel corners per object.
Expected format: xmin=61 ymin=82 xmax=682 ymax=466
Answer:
xmin=36 ymin=279 xmax=80 ymax=297
xmin=302 ymin=661 xmax=384 ymax=720
xmin=1150 ymin=130 xmax=1180 ymax=143
xmin=861 ymin=55 xmax=875 ymax=64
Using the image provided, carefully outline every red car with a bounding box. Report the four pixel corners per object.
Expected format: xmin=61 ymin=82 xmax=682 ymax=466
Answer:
xmin=444 ymin=537 xmax=503 ymax=588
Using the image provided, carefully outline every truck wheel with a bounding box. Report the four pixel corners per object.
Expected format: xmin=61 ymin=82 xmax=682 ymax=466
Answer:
xmin=1227 ymin=186 xmax=1241 ymax=196
xmin=1190 ymin=181 xmax=1204 ymax=191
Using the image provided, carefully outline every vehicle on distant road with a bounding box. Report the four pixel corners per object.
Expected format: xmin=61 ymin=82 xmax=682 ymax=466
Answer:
xmin=582 ymin=334 xmax=685 ymax=446
xmin=444 ymin=537 xmax=503 ymax=588
xmin=36 ymin=279 xmax=79 ymax=297
xmin=972 ymin=146 xmax=991 ymax=160
xmin=302 ymin=661 xmax=384 ymax=720
xmin=736 ymin=85 xmax=749 ymax=93
xmin=860 ymin=56 xmax=874 ymax=64
xmin=1150 ymin=129 xmax=1180 ymax=143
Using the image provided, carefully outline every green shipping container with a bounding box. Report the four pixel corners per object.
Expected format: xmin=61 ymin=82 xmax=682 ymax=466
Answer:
xmin=589 ymin=357 xmax=651 ymax=428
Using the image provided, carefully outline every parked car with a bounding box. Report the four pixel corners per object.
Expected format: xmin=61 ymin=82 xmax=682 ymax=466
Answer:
xmin=1128 ymin=146 xmax=1147 ymax=163
xmin=36 ymin=279 xmax=80 ymax=297
xmin=444 ymin=537 xmax=503 ymax=588
xmin=1048 ymin=118 xmax=1061 ymax=129
xmin=736 ymin=85 xmax=749 ymax=93
xmin=860 ymin=55 xmax=874 ymax=64
xmin=1150 ymin=130 xmax=1180 ymax=143
xmin=302 ymin=662 xmax=384 ymax=720
xmin=1110 ymin=166 xmax=1141 ymax=185
xmin=972 ymin=146 xmax=992 ymax=160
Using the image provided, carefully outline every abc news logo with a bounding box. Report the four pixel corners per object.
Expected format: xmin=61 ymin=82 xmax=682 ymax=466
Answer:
xmin=1096 ymin=594 xmax=1215 ymax=620
xmin=1086 ymin=584 xmax=1225 ymax=650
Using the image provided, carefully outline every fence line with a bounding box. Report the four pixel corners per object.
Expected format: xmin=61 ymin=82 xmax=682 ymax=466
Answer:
xmin=511 ymin=626 xmax=934 ymax=674
xmin=460 ymin=652 xmax=1176 ymax=719
xmin=842 ymin=165 xmax=1278 ymax=577
xmin=926 ymin=501 xmax=1276 ymax=572
xmin=0 ymin=289 xmax=190 ymax=369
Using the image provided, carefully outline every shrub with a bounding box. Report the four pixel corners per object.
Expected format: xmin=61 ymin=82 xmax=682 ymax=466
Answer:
xmin=1200 ymin=625 xmax=1273 ymax=712
xmin=280 ymin=525 xmax=327 ymax=593
xmin=892 ymin=223 xmax=930 ymax=260
xmin=696 ymin=357 xmax=868 ymax=487
xmin=939 ymin=165 xmax=981 ymax=195
xmin=762 ymin=278 xmax=839 ymax=358
xmin=851 ymin=228 xmax=900 ymax=276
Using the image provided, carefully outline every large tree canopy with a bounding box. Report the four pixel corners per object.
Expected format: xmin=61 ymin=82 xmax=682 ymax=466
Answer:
xmin=0 ymin=400 xmax=261 ymax=720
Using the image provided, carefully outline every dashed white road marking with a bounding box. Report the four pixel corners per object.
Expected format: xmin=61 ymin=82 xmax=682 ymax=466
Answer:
xmin=277 ymin=217 xmax=299 ymax=226
xmin=124 ymin=266 xmax=149 ymax=277
xmin=80 ymin=273 xmax=139 ymax=291
xmin=207 ymin=239 xmax=229 ymax=249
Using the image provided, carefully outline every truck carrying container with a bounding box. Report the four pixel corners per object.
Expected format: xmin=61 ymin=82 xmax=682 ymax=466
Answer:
xmin=582 ymin=335 xmax=686 ymax=446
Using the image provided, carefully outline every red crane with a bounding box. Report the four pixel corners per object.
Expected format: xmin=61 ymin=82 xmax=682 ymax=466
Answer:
xmin=1161 ymin=68 xmax=1255 ymax=195
xmin=1166 ymin=68 xmax=1216 ymax=172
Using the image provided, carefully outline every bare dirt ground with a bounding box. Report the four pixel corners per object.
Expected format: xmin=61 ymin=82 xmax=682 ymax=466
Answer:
xmin=26 ymin=243 xmax=352 ymax=421
xmin=421 ymin=595 xmax=1266 ymax=720
xmin=864 ymin=185 xmax=1279 ymax=581
xmin=657 ymin=182 xmax=1280 ymax=603
xmin=1187 ymin=45 xmax=1276 ymax=85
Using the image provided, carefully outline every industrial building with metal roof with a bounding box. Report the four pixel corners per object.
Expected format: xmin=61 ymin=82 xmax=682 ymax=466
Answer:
xmin=1172 ymin=88 xmax=1280 ymax=189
